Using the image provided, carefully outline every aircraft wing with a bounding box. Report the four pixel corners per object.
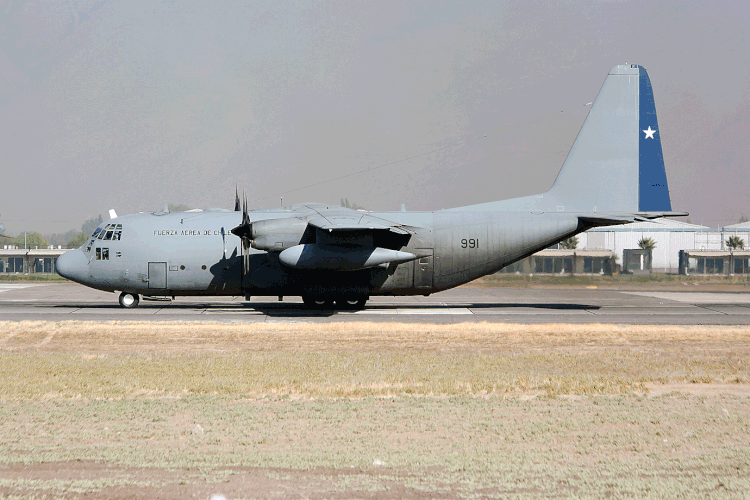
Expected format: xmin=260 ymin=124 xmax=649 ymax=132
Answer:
xmin=307 ymin=215 xmax=411 ymax=235
xmin=233 ymin=204 xmax=418 ymax=270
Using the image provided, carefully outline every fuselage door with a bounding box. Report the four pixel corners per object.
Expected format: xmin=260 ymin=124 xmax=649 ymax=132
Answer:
xmin=413 ymin=249 xmax=434 ymax=289
xmin=148 ymin=262 xmax=167 ymax=289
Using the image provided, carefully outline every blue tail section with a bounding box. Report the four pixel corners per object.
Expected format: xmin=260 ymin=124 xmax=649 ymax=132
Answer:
xmin=638 ymin=66 xmax=672 ymax=211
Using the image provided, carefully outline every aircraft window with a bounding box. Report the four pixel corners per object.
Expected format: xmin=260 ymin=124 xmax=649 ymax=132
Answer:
xmin=96 ymin=248 xmax=101 ymax=260
xmin=102 ymin=248 xmax=109 ymax=261
xmin=104 ymin=230 xmax=114 ymax=240
xmin=97 ymin=229 xmax=106 ymax=239
xmin=113 ymin=230 xmax=122 ymax=240
xmin=92 ymin=228 xmax=102 ymax=238
xmin=86 ymin=240 xmax=94 ymax=253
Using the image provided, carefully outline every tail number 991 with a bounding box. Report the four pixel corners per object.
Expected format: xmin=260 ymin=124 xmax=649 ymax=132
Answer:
xmin=461 ymin=238 xmax=479 ymax=249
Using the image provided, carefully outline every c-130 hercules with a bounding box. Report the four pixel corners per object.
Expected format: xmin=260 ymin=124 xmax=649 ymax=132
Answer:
xmin=57 ymin=64 xmax=685 ymax=308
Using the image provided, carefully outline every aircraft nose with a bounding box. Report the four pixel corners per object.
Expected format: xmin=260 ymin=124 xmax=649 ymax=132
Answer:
xmin=56 ymin=249 xmax=89 ymax=282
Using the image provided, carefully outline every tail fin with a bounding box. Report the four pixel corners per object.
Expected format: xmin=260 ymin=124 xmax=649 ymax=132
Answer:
xmin=549 ymin=64 xmax=671 ymax=212
xmin=453 ymin=64 xmax=677 ymax=215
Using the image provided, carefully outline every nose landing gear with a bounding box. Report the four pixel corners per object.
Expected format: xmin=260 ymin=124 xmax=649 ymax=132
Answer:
xmin=118 ymin=292 xmax=140 ymax=308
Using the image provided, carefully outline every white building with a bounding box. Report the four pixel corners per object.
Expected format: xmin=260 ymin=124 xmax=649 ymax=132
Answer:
xmin=578 ymin=219 xmax=718 ymax=274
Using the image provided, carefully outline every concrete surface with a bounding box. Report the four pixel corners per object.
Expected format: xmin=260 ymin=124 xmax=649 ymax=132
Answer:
xmin=3 ymin=282 xmax=750 ymax=324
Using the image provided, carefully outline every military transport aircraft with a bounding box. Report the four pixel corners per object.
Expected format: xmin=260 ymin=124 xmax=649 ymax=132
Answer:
xmin=57 ymin=64 xmax=685 ymax=309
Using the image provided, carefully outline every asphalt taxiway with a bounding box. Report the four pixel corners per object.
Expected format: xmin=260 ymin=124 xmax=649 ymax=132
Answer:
xmin=3 ymin=282 xmax=750 ymax=324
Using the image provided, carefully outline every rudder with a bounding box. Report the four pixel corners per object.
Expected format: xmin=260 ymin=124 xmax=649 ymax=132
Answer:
xmin=637 ymin=66 xmax=671 ymax=211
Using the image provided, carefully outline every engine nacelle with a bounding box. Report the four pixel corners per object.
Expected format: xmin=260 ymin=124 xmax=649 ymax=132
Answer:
xmin=278 ymin=244 xmax=416 ymax=271
xmin=250 ymin=218 xmax=308 ymax=252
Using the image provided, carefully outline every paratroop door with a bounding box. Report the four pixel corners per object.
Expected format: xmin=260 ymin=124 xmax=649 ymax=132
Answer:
xmin=148 ymin=262 xmax=167 ymax=289
xmin=413 ymin=249 xmax=434 ymax=289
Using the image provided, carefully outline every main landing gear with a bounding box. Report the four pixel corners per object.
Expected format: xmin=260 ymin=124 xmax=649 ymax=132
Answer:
xmin=302 ymin=296 xmax=368 ymax=310
xmin=118 ymin=292 xmax=140 ymax=308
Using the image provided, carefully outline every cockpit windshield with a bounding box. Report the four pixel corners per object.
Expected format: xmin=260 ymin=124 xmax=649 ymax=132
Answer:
xmin=95 ymin=223 xmax=122 ymax=241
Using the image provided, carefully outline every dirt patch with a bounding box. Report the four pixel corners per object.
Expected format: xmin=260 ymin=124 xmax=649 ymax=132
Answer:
xmin=0 ymin=321 xmax=749 ymax=498
xmin=1 ymin=396 xmax=749 ymax=499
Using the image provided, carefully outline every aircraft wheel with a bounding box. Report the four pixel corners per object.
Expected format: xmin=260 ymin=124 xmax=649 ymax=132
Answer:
xmin=118 ymin=292 xmax=140 ymax=309
xmin=302 ymin=296 xmax=334 ymax=309
xmin=335 ymin=297 xmax=368 ymax=310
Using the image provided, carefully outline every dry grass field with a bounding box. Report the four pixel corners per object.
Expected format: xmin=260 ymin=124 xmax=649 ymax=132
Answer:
xmin=1 ymin=321 xmax=749 ymax=499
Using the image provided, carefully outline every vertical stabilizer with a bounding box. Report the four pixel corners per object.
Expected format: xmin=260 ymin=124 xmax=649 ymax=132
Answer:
xmin=453 ymin=64 xmax=674 ymax=214
xmin=549 ymin=64 xmax=672 ymax=212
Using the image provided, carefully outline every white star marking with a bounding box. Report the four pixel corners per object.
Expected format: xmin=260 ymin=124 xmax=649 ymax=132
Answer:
xmin=643 ymin=126 xmax=656 ymax=139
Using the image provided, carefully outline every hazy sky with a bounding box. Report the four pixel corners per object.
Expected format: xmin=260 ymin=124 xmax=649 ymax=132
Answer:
xmin=1 ymin=0 xmax=748 ymax=234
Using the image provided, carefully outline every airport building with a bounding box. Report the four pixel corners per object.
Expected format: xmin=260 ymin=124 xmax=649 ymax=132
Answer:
xmin=501 ymin=219 xmax=750 ymax=276
xmin=0 ymin=247 xmax=65 ymax=274
xmin=578 ymin=219 xmax=718 ymax=274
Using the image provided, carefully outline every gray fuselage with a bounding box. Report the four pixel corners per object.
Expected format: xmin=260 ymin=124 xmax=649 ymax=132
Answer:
xmin=67 ymin=205 xmax=580 ymax=298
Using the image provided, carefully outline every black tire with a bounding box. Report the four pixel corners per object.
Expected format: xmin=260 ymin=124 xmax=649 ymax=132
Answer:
xmin=335 ymin=297 xmax=368 ymax=310
xmin=118 ymin=292 xmax=140 ymax=309
xmin=302 ymin=296 xmax=334 ymax=309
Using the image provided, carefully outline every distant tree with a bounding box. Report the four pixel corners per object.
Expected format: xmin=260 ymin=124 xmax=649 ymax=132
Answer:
xmin=168 ymin=204 xmax=192 ymax=212
xmin=81 ymin=215 xmax=103 ymax=236
xmin=558 ymin=236 xmax=579 ymax=250
xmin=740 ymin=215 xmax=749 ymax=224
xmin=48 ymin=229 xmax=81 ymax=247
xmin=726 ymin=235 xmax=745 ymax=250
xmin=66 ymin=231 xmax=88 ymax=249
xmin=65 ymin=231 xmax=90 ymax=248
xmin=13 ymin=232 xmax=49 ymax=249
xmin=340 ymin=198 xmax=366 ymax=211
xmin=637 ymin=237 xmax=656 ymax=250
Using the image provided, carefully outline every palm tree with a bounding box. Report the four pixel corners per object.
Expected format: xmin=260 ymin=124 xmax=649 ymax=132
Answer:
xmin=726 ymin=235 xmax=745 ymax=250
xmin=559 ymin=236 xmax=579 ymax=250
xmin=637 ymin=237 xmax=656 ymax=250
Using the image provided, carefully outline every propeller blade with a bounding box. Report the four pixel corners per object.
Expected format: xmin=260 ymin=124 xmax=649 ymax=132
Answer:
xmin=230 ymin=191 xmax=253 ymax=278
xmin=234 ymin=186 xmax=240 ymax=212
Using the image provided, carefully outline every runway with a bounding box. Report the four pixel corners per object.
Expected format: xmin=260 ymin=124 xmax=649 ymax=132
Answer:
xmin=3 ymin=281 xmax=750 ymax=324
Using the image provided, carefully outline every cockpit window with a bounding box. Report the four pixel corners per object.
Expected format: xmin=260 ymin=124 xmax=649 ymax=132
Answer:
xmin=95 ymin=223 xmax=122 ymax=241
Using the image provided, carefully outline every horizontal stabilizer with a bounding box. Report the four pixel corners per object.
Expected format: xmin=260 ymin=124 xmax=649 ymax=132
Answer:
xmin=578 ymin=213 xmax=639 ymax=227
xmin=636 ymin=211 xmax=689 ymax=219
xmin=578 ymin=210 xmax=689 ymax=228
